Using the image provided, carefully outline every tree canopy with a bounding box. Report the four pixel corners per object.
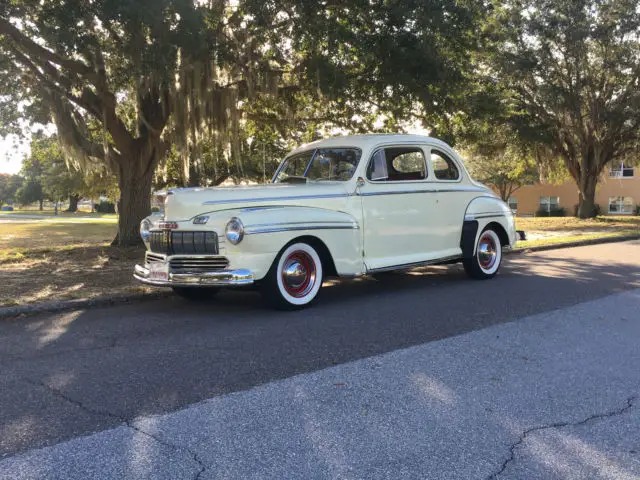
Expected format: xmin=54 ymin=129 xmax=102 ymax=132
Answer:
xmin=485 ymin=0 xmax=640 ymax=217
xmin=1 ymin=0 xmax=488 ymax=244
xmin=0 ymin=173 xmax=23 ymax=207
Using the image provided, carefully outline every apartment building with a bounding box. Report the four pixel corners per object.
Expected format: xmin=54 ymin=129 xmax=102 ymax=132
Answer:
xmin=505 ymin=160 xmax=639 ymax=216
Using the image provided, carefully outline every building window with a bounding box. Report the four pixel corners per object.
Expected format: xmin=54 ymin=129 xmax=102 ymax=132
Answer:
xmin=539 ymin=196 xmax=560 ymax=212
xmin=609 ymin=161 xmax=634 ymax=178
xmin=507 ymin=196 xmax=518 ymax=212
xmin=608 ymin=196 xmax=634 ymax=214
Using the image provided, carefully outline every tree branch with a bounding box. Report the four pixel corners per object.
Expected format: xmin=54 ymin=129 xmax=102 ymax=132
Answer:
xmin=0 ymin=17 xmax=98 ymax=84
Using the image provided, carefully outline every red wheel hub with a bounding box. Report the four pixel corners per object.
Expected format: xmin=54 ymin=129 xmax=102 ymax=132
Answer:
xmin=281 ymin=250 xmax=316 ymax=297
xmin=478 ymin=233 xmax=498 ymax=270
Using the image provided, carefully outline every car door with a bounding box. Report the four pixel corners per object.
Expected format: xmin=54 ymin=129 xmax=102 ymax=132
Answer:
xmin=359 ymin=144 xmax=440 ymax=271
xmin=428 ymin=147 xmax=477 ymax=257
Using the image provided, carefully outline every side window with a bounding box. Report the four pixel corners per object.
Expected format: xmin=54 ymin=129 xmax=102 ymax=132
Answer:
xmin=276 ymin=151 xmax=314 ymax=182
xmin=431 ymin=150 xmax=460 ymax=181
xmin=367 ymin=147 xmax=426 ymax=182
xmin=367 ymin=150 xmax=388 ymax=181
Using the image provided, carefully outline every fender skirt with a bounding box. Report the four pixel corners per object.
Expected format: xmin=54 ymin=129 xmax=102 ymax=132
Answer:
xmin=460 ymin=220 xmax=479 ymax=259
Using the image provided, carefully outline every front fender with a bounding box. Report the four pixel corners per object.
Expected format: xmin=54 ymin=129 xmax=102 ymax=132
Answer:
xmin=210 ymin=206 xmax=364 ymax=279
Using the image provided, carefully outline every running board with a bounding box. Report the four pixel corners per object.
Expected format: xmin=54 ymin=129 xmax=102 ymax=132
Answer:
xmin=367 ymin=255 xmax=462 ymax=274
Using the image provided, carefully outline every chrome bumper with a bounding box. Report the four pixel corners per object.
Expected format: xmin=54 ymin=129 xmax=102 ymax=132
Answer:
xmin=133 ymin=263 xmax=254 ymax=287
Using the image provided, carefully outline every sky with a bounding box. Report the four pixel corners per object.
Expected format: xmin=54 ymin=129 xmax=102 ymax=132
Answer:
xmin=0 ymin=134 xmax=28 ymax=175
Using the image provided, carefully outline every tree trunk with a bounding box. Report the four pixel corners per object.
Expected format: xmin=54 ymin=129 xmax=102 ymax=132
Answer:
xmin=112 ymin=144 xmax=159 ymax=247
xmin=66 ymin=194 xmax=80 ymax=213
xmin=38 ymin=199 xmax=43 ymax=211
xmin=576 ymin=171 xmax=598 ymax=219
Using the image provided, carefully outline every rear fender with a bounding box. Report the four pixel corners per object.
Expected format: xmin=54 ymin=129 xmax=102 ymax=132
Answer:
xmin=462 ymin=196 xmax=517 ymax=255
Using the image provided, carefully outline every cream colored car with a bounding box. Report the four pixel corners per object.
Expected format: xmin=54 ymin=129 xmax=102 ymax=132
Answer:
xmin=134 ymin=135 xmax=517 ymax=309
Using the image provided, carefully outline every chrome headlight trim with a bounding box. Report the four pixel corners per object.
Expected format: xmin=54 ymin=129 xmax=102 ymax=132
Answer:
xmin=140 ymin=218 xmax=152 ymax=243
xmin=225 ymin=217 xmax=244 ymax=245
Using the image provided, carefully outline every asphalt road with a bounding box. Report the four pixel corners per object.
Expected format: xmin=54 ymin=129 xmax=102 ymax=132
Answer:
xmin=1 ymin=240 xmax=639 ymax=477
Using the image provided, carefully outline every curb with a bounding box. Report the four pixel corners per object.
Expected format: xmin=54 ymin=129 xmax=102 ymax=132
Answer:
xmin=2 ymin=234 xmax=639 ymax=319
xmin=0 ymin=291 xmax=172 ymax=320
xmin=507 ymin=233 xmax=640 ymax=255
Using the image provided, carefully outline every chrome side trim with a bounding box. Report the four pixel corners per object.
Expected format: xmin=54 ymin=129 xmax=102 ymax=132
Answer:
xmin=465 ymin=212 xmax=507 ymax=221
xmin=200 ymin=186 xmax=486 ymax=204
xmin=244 ymin=223 xmax=358 ymax=235
xmin=246 ymin=220 xmax=356 ymax=228
xmin=367 ymin=255 xmax=462 ymax=273
xmin=360 ymin=187 xmax=487 ymax=197
xmin=202 ymin=193 xmax=350 ymax=205
xmin=437 ymin=187 xmax=487 ymax=193
xmin=360 ymin=190 xmax=434 ymax=197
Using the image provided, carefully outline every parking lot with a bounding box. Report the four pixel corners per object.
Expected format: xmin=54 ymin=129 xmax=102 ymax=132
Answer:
xmin=1 ymin=240 xmax=639 ymax=479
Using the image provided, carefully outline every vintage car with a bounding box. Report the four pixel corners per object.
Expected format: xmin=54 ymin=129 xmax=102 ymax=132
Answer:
xmin=134 ymin=134 xmax=518 ymax=309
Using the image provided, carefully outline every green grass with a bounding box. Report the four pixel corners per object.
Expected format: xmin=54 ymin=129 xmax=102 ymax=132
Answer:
xmin=0 ymin=209 xmax=118 ymax=219
xmin=516 ymin=215 xmax=640 ymax=232
xmin=0 ymin=221 xmax=117 ymax=263
xmin=516 ymin=230 xmax=640 ymax=249
xmin=514 ymin=215 xmax=640 ymax=249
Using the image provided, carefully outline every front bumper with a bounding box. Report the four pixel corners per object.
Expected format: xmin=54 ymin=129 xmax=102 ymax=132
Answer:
xmin=133 ymin=258 xmax=254 ymax=287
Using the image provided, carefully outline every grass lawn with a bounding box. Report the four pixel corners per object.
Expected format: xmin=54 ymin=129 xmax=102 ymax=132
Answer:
xmin=0 ymin=220 xmax=153 ymax=308
xmin=0 ymin=209 xmax=118 ymax=219
xmin=515 ymin=215 xmax=640 ymax=249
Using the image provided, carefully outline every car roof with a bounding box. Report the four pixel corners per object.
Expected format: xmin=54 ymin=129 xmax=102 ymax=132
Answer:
xmin=288 ymin=134 xmax=453 ymax=155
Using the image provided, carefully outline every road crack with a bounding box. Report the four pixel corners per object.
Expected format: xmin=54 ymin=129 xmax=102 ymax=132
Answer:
xmin=486 ymin=394 xmax=638 ymax=480
xmin=21 ymin=377 xmax=207 ymax=479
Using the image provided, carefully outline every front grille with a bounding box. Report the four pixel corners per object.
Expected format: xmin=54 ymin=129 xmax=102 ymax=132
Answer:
xmin=169 ymin=257 xmax=230 ymax=274
xmin=149 ymin=231 xmax=218 ymax=255
xmin=146 ymin=252 xmax=166 ymax=263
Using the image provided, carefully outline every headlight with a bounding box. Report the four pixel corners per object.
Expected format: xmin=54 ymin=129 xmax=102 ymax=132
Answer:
xmin=225 ymin=217 xmax=244 ymax=245
xmin=140 ymin=218 xmax=152 ymax=243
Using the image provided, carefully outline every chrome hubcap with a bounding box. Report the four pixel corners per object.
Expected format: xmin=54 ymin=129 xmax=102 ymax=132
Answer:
xmin=281 ymin=251 xmax=316 ymax=297
xmin=478 ymin=233 xmax=498 ymax=270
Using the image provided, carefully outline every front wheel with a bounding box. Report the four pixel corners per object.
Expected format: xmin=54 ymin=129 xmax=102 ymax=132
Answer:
xmin=463 ymin=228 xmax=502 ymax=279
xmin=261 ymin=242 xmax=324 ymax=310
xmin=172 ymin=286 xmax=220 ymax=301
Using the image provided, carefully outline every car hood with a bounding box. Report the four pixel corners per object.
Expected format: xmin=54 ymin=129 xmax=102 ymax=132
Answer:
xmin=164 ymin=182 xmax=351 ymax=221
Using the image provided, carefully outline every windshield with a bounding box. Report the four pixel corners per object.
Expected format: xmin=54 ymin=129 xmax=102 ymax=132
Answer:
xmin=273 ymin=148 xmax=362 ymax=183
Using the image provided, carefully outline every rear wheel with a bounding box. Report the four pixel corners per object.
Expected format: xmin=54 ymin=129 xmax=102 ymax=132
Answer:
xmin=172 ymin=286 xmax=220 ymax=301
xmin=261 ymin=242 xmax=324 ymax=310
xmin=463 ymin=228 xmax=502 ymax=279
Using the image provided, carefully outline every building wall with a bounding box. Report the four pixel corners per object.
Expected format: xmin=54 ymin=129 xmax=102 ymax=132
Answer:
xmin=506 ymin=174 xmax=640 ymax=216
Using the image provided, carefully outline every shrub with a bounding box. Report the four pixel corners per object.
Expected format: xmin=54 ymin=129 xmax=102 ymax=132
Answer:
xmin=536 ymin=207 xmax=566 ymax=217
xmin=635 ymin=205 xmax=640 ymax=216
xmin=95 ymin=200 xmax=116 ymax=213
xmin=151 ymin=206 xmax=161 ymax=213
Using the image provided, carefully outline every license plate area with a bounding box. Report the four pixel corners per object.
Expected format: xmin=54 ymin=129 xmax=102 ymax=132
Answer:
xmin=148 ymin=261 xmax=169 ymax=281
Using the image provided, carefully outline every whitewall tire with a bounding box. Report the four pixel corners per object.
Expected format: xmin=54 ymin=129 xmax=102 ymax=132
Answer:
xmin=262 ymin=242 xmax=324 ymax=310
xmin=463 ymin=228 xmax=502 ymax=279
